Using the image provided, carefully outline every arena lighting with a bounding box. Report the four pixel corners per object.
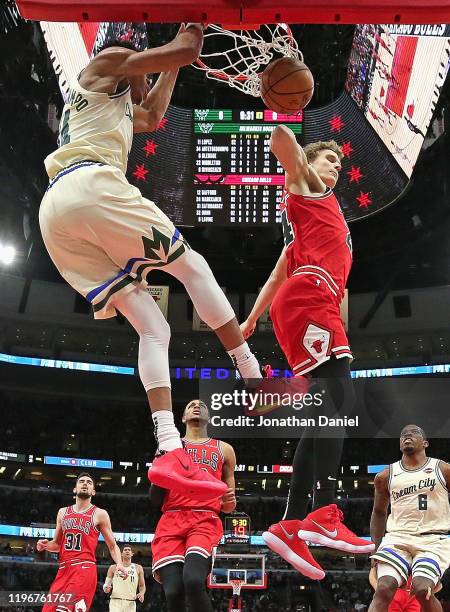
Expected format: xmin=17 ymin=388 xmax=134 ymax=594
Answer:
xmin=0 ymin=243 xmax=15 ymax=265
xmin=1 ymin=352 xmax=450 ymax=377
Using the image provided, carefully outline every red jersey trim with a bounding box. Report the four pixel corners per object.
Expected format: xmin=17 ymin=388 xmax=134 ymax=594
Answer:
xmin=70 ymin=504 xmax=95 ymax=515
xmin=59 ymin=559 xmax=96 ymax=568
xmin=217 ymin=440 xmax=225 ymax=463
xmin=298 ymin=187 xmax=333 ymax=201
xmin=292 ymin=271 xmax=338 ymax=297
xmin=292 ymin=265 xmax=339 ymax=290
xmin=92 ymin=507 xmax=100 ymax=533
xmin=182 ymin=438 xmax=212 ymax=445
xmin=185 ymin=546 xmax=211 ymax=559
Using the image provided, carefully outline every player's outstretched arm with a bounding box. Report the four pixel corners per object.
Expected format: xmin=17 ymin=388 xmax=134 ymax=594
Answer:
xmin=220 ymin=441 xmax=237 ymax=513
xmin=240 ymin=248 xmax=287 ymax=339
xmin=97 ymin=509 xmax=128 ymax=578
xmin=134 ymin=71 xmax=178 ymax=133
xmin=370 ymin=468 xmax=390 ymax=554
xmin=103 ymin=24 xmax=203 ymax=78
xmin=103 ymin=564 xmax=116 ymax=594
xmin=270 ymin=124 xmax=308 ymax=181
xmin=36 ymin=508 xmax=64 ymax=552
xmin=136 ymin=564 xmax=146 ymax=602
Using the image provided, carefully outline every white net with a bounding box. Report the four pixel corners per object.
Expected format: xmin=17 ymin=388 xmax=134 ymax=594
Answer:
xmin=193 ymin=23 xmax=302 ymax=97
xmin=230 ymin=579 xmax=243 ymax=596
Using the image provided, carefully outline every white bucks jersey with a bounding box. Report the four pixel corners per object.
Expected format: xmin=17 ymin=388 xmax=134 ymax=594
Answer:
xmin=111 ymin=563 xmax=138 ymax=600
xmin=44 ymin=78 xmax=133 ymax=179
xmin=387 ymin=457 xmax=450 ymax=535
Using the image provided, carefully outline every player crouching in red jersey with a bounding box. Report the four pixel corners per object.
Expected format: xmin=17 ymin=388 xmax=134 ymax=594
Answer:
xmin=150 ymin=400 xmax=236 ymax=612
xmin=369 ymin=567 xmax=442 ymax=612
xmin=37 ymin=473 xmax=127 ymax=612
xmin=241 ymin=125 xmax=373 ymax=580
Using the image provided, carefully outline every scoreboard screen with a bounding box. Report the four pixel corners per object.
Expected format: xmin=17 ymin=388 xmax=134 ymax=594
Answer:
xmin=224 ymin=513 xmax=251 ymax=547
xmin=193 ymin=109 xmax=303 ymax=225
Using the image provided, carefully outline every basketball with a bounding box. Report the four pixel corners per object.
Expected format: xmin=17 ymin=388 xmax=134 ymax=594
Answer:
xmin=260 ymin=56 xmax=314 ymax=114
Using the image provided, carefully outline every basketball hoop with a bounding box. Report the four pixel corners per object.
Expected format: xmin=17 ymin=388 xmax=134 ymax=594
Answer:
xmin=230 ymin=578 xmax=243 ymax=597
xmin=193 ymin=23 xmax=302 ymax=97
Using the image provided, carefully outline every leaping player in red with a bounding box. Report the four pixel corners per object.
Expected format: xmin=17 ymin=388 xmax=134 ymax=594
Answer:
xmin=37 ymin=473 xmax=127 ymax=612
xmin=241 ymin=125 xmax=374 ymax=580
xmin=150 ymin=399 xmax=236 ymax=612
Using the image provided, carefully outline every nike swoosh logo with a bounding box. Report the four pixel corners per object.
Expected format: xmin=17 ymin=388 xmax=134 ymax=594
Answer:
xmin=175 ymin=455 xmax=190 ymax=470
xmin=311 ymin=520 xmax=338 ymax=538
xmin=279 ymin=523 xmax=295 ymax=539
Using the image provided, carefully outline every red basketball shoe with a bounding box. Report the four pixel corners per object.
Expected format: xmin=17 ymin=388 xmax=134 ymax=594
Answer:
xmin=148 ymin=448 xmax=227 ymax=501
xmin=298 ymin=504 xmax=375 ymax=553
xmin=262 ymin=520 xmax=325 ymax=580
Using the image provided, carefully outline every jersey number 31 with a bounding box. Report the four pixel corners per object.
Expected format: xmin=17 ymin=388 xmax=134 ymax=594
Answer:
xmin=64 ymin=533 xmax=82 ymax=551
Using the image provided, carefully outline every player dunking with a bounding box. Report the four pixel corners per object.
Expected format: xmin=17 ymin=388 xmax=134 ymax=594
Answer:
xmin=104 ymin=545 xmax=146 ymax=611
xmin=38 ymin=25 xmax=261 ymax=501
xmin=369 ymin=425 xmax=450 ymax=612
xmin=37 ymin=473 xmax=127 ymax=612
xmin=241 ymin=125 xmax=373 ymax=579
xmin=150 ymin=400 xmax=236 ymax=612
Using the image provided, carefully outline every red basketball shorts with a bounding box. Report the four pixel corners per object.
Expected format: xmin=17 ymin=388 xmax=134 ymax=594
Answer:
xmin=270 ymin=273 xmax=352 ymax=376
xmin=151 ymin=509 xmax=223 ymax=581
xmin=389 ymin=589 xmax=420 ymax=612
xmin=42 ymin=561 xmax=97 ymax=612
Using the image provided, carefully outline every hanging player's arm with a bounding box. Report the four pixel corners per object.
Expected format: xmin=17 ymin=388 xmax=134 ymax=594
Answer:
xmin=370 ymin=468 xmax=390 ymax=563
xmin=133 ymin=71 xmax=178 ymax=133
xmin=36 ymin=507 xmax=64 ymax=553
xmin=133 ymin=24 xmax=203 ymax=133
xmin=270 ymin=124 xmax=311 ymax=190
xmin=240 ymin=248 xmax=287 ymax=339
xmin=220 ymin=441 xmax=237 ymax=513
xmin=91 ymin=23 xmax=203 ymax=133
xmin=96 ymin=509 xmax=128 ymax=578
xmin=103 ymin=564 xmax=116 ymax=594
xmin=136 ymin=564 xmax=146 ymax=602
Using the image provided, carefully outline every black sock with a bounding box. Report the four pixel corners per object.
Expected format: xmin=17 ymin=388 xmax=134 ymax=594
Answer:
xmin=312 ymin=437 xmax=342 ymax=509
xmin=283 ymin=434 xmax=315 ymax=520
xmin=183 ymin=554 xmax=214 ymax=612
xmin=159 ymin=562 xmax=185 ymax=612
xmin=310 ymin=357 xmax=353 ymax=510
xmin=283 ymin=358 xmax=353 ymax=520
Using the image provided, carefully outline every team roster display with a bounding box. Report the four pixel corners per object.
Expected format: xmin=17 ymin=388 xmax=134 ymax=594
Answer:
xmin=193 ymin=109 xmax=303 ymax=225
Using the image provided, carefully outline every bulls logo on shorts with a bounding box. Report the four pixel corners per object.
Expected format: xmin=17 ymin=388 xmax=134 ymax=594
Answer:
xmin=303 ymin=323 xmax=332 ymax=361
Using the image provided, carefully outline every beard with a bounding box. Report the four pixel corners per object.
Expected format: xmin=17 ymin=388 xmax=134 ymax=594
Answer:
xmin=402 ymin=446 xmax=415 ymax=455
xmin=76 ymin=491 xmax=91 ymax=500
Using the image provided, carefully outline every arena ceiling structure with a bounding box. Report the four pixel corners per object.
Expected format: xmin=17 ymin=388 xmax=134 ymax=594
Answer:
xmin=0 ymin=0 xmax=449 ymax=295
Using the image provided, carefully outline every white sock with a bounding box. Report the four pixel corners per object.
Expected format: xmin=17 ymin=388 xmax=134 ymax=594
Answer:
xmin=227 ymin=342 xmax=262 ymax=379
xmin=152 ymin=410 xmax=182 ymax=452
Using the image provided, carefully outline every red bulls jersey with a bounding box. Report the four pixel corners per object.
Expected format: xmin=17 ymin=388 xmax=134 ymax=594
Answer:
xmin=280 ymin=188 xmax=352 ymax=300
xmin=59 ymin=504 xmax=99 ymax=566
xmin=163 ymin=439 xmax=225 ymax=513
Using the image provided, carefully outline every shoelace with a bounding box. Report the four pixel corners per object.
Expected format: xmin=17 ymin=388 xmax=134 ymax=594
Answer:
xmin=330 ymin=507 xmax=357 ymax=537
